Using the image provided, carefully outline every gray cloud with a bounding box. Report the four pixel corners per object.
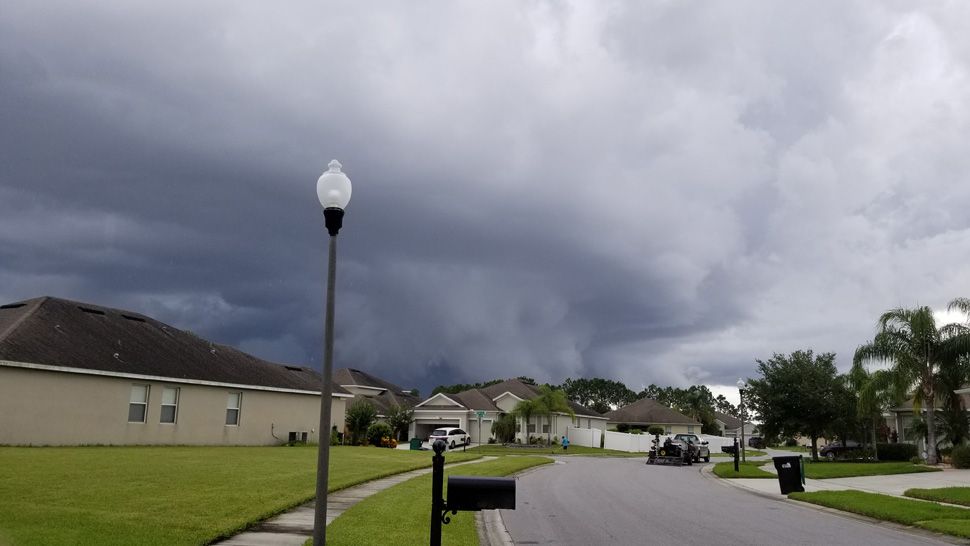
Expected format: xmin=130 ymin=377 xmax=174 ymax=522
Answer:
xmin=3 ymin=1 xmax=970 ymax=397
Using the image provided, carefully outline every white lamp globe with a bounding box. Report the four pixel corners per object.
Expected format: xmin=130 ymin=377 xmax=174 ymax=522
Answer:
xmin=317 ymin=160 xmax=353 ymax=210
xmin=736 ymin=378 xmax=746 ymax=389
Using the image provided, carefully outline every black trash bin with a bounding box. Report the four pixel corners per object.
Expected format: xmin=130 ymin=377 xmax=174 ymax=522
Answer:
xmin=772 ymin=455 xmax=804 ymax=494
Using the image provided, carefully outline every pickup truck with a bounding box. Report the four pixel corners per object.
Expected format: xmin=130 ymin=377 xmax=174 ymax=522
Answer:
xmin=672 ymin=433 xmax=710 ymax=463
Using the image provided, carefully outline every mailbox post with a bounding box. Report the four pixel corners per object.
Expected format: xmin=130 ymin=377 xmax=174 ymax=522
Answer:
xmin=430 ymin=440 xmax=447 ymax=546
xmin=429 ymin=440 xmax=516 ymax=546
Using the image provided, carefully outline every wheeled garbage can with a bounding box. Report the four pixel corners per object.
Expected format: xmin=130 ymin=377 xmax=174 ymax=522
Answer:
xmin=772 ymin=455 xmax=805 ymax=494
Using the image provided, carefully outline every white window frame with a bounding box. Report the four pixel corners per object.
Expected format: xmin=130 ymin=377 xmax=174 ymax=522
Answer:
xmin=160 ymin=386 xmax=180 ymax=424
xmin=687 ymin=425 xmax=695 ymax=434
xmin=665 ymin=425 xmax=672 ymax=434
xmin=128 ymin=384 xmax=149 ymax=423
xmin=226 ymin=392 xmax=242 ymax=426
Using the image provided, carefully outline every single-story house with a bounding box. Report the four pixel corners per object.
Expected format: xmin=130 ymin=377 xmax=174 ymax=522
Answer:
xmin=714 ymin=411 xmax=757 ymax=438
xmin=412 ymin=378 xmax=607 ymax=444
xmin=604 ymin=397 xmax=700 ymax=435
xmin=886 ymin=392 xmax=970 ymax=451
xmin=0 ymin=296 xmax=352 ymax=446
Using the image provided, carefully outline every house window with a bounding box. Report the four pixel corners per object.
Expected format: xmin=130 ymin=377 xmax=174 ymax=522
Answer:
xmin=160 ymin=387 xmax=179 ymax=424
xmin=527 ymin=423 xmax=536 ymax=433
xmin=226 ymin=392 xmax=241 ymax=425
xmin=687 ymin=425 xmax=695 ymax=434
xmin=515 ymin=423 xmax=521 ymax=432
xmin=128 ymin=385 xmax=149 ymax=423
xmin=542 ymin=424 xmax=550 ymax=433
xmin=665 ymin=425 xmax=672 ymax=434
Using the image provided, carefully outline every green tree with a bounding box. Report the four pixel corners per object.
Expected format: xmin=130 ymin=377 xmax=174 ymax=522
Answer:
xmin=511 ymin=398 xmax=541 ymax=442
xmin=533 ymin=385 xmax=575 ymax=445
xmin=853 ymin=302 xmax=970 ymax=464
xmin=561 ymin=377 xmax=636 ymax=414
xmin=746 ymin=350 xmax=843 ymax=461
xmin=345 ymin=399 xmax=377 ymax=445
xmin=385 ymin=404 xmax=414 ymax=442
xmin=848 ymin=365 xmax=899 ymax=461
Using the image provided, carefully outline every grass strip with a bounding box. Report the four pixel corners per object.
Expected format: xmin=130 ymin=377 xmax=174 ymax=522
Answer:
xmin=788 ymin=491 xmax=970 ymax=536
xmin=905 ymin=487 xmax=970 ymax=507
xmin=0 ymin=445 xmax=479 ymax=545
xmin=793 ymin=490 xmax=970 ymax=539
xmin=712 ymin=460 xmax=775 ymax=478
xmin=710 ymin=449 xmax=766 ymax=458
xmin=915 ymin=519 xmax=970 ymax=538
xmin=324 ymin=456 xmax=553 ymax=546
xmin=803 ymin=461 xmax=940 ymax=479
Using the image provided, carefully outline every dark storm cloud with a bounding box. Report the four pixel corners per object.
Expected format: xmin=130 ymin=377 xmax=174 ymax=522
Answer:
xmin=3 ymin=1 xmax=970 ymax=398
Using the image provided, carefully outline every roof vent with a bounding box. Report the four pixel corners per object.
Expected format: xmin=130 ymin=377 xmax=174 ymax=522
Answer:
xmin=78 ymin=306 xmax=105 ymax=316
xmin=121 ymin=314 xmax=146 ymax=323
xmin=0 ymin=303 xmax=26 ymax=310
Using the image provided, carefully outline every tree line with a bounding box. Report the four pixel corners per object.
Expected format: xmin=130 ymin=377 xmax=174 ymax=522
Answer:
xmin=746 ymin=299 xmax=970 ymax=464
xmin=432 ymin=376 xmax=741 ymax=436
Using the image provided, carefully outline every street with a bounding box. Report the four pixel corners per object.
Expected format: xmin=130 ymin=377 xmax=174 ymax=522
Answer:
xmin=500 ymin=457 xmax=955 ymax=546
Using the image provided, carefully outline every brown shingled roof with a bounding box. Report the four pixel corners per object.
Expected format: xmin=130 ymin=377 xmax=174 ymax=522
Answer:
xmin=715 ymin=411 xmax=742 ymax=429
xmin=604 ymin=397 xmax=698 ymax=425
xmin=479 ymin=378 xmax=602 ymax=418
xmin=0 ymin=296 xmax=350 ymax=395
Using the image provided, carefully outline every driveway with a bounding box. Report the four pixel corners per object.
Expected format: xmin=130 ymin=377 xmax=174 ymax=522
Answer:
xmin=500 ymin=457 xmax=955 ymax=546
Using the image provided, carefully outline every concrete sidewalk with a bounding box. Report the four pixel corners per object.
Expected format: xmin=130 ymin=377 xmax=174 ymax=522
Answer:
xmin=217 ymin=456 xmax=495 ymax=546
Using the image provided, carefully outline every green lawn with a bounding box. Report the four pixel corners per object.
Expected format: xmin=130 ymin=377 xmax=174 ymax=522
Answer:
xmin=0 ymin=445 xmax=479 ymax=545
xmin=906 ymin=487 xmax=970 ymax=507
xmin=710 ymin=449 xmax=766 ymax=458
xmin=803 ymin=461 xmax=939 ymax=479
xmin=325 ymin=456 xmax=552 ymax=545
xmin=469 ymin=444 xmax=642 ymax=457
xmin=712 ymin=461 xmax=775 ymax=478
xmin=789 ymin=490 xmax=970 ymax=538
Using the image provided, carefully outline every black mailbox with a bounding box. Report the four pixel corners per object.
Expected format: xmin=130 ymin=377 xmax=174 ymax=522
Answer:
xmin=446 ymin=476 xmax=515 ymax=511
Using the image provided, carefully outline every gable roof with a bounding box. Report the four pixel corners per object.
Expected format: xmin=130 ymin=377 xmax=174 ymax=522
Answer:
xmin=333 ymin=367 xmax=420 ymax=410
xmin=0 ymin=296 xmax=351 ymax=395
xmin=416 ymin=378 xmax=603 ymax=418
xmin=603 ymin=397 xmax=699 ymax=425
xmin=715 ymin=411 xmax=742 ymax=429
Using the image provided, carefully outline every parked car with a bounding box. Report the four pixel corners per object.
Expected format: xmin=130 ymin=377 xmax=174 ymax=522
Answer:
xmin=819 ymin=440 xmax=862 ymax=460
xmin=748 ymin=436 xmax=765 ymax=449
xmin=429 ymin=427 xmax=469 ymax=449
xmin=673 ymin=434 xmax=710 ymax=462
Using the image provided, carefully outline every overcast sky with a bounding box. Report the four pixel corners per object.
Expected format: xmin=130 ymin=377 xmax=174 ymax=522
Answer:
xmin=3 ymin=2 xmax=969 ymax=400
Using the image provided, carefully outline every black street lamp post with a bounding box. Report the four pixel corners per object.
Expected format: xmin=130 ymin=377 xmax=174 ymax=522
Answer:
xmin=737 ymin=378 xmax=747 ymax=464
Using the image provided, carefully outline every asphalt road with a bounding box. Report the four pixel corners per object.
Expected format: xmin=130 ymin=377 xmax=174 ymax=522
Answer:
xmin=499 ymin=457 xmax=957 ymax=546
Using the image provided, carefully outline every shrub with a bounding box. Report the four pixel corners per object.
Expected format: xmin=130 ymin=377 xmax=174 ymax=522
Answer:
xmin=876 ymin=443 xmax=918 ymax=461
xmin=487 ymin=437 xmax=496 ymax=444
xmin=616 ymin=423 xmax=630 ymax=433
xmin=491 ymin=414 xmax=517 ymax=443
xmin=647 ymin=426 xmax=665 ymax=436
xmin=910 ymin=456 xmax=925 ymax=465
xmin=784 ymin=438 xmax=798 ymax=447
xmin=366 ymin=422 xmax=393 ymax=447
xmin=345 ymin=399 xmax=377 ymax=445
xmin=951 ymin=445 xmax=970 ymax=469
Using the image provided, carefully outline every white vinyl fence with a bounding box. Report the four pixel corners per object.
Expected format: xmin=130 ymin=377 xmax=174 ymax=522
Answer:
xmin=601 ymin=431 xmax=738 ymax=453
xmin=565 ymin=426 xmax=602 ymax=448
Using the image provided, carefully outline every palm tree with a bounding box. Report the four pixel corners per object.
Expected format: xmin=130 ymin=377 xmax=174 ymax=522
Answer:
xmin=511 ymin=398 xmax=540 ymax=443
xmin=853 ymin=301 xmax=970 ymax=464
xmin=848 ymin=365 xmax=900 ymax=461
xmin=533 ymin=385 xmax=575 ymax=446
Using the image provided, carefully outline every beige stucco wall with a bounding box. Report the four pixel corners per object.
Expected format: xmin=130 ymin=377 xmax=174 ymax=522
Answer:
xmin=0 ymin=366 xmax=347 ymax=446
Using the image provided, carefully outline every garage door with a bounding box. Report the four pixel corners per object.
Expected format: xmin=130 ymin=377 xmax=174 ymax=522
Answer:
xmin=415 ymin=421 xmax=459 ymax=440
